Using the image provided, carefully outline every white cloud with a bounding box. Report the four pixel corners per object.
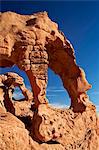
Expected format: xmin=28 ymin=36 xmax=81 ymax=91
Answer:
xmin=47 ymin=86 xmax=64 ymax=89
xmin=46 ymin=94 xmax=58 ymax=97
xmin=47 ymin=89 xmax=65 ymax=92
xmin=49 ymin=102 xmax=69 ymax=109
xmin=47 ymin=86 xmax=66 ymax=93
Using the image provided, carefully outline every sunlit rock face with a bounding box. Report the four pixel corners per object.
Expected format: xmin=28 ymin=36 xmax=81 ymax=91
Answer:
xmin=0 ymin=11 xmax=99 ymax=150
xmin=0 ymin=112 xmax=40 ymax=150
xmin=0 ymin=72 xmax=33 ymax=114
xmin=97 ymin=116 xmax=99 ymax=135
xmin=0 ymin=11 xmax=91 ymax=108
xmin=32 ymin=104 xmax=98 ymax=150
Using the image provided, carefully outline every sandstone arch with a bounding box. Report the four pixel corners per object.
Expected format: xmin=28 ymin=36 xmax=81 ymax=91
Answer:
xmin=0 ymin=72 xmax=33 ymax=114
xmin=0 ymin=11 xmax=91 ymax=110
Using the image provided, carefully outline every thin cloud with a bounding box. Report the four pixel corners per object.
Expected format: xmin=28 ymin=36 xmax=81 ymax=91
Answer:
xmin=12 ymin=84 xmax=32 ymax=100
xmin=47 ymin=86 xmax=66 ymax=93
xmin=13 ymin=92 xmax=24 ymax=99
xmin=47 ymin=89 xmax=65 ymax=92
xmin=49 ymin=102 xmax=69 ymax=109
xmin=47 ymin=86 xmax=64 ymax=90
xmin=89 ymin=91 xmax=99 ymax=95
xmin=47 ymin=94 xmax=59 ymax=97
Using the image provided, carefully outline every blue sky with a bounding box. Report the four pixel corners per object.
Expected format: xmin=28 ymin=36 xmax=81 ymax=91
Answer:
xmin=0 ymin=1 xmax=99 ymax=111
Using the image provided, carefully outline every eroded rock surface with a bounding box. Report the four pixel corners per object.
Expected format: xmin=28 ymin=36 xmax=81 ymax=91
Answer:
xmin=0 ymin=11 xmax=99 ymax=150
xmin=96 ymin=116 xmax=99 ymax=136
xmin=0 ymin=72 xmax=33 ymax=114
xmin=32 ymin=104 xmax=98 ymax=150
xmin=13 ymin=101 xmax=34 ymax=131
xmin=0 ymin=104 xmax=98 ymax=150
xmin=0 ymin=111 xmax=40 ymax=150
xmin=0 ymin=72 xmax=33 ymax=101
xmin=0 ymin=11 xmax=91 ymax=109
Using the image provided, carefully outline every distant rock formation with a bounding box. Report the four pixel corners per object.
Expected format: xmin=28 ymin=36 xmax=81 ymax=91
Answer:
xmin=0 ymin=72 xmax=33 ymax=114
xmin=0 ymin=11 xmax=99 ymax=150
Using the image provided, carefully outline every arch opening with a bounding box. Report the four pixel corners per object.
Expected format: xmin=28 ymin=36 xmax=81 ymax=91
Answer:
xmin=12 ymin=87 xmax=25 ymax=101
xmin=0 ymin=65 xmax=32 ymax=101
xmin=47 ymin=68 xmax=70 ymax=108
xmin=0 ymin=11 xmax=92 ymax=112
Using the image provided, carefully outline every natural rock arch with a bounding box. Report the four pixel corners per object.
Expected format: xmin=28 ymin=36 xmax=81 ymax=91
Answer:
xmin=0 ymin=72 xmax=33 ymax=113
xmin=0 ymin=11 xmax=91 ymax=111
xmin=0 ymin=11 xmax=99 ymax=150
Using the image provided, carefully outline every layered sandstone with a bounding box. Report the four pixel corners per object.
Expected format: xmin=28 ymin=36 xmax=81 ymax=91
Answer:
xmin=0 ymin=11 xmax=99 ymax=150
xmin=0 ymin=11 xmax=91 ymax=109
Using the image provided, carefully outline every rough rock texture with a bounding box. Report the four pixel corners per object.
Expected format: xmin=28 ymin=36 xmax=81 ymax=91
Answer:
xmin=0 ymin=11 xmax=99 ymax=150
xmin=0 ymin=72 xmax=33 ymax=114
xmin=13 ymin=101 xmax=34 ymax=131
xmin=0 ymin=111 xmax=40 ymax=150
xmin=0 ymin=104 xmax=98 ymax=150
xmin=96 ymin=116 xmax=99 ymax=136
xmin=14 ymin=101 xmax=33 ymax=118
xmin=32 ymin=104 xmax=99 ymax=150
xmin=0 ymin=11 xmax=91 ymax=109
xmin=0 ymin=85 xmax=6 ymax=112
xmin=0 ymin=72 xmax=33 ymax=101
xmin=97 ymin=117 xmax=99 ymax=148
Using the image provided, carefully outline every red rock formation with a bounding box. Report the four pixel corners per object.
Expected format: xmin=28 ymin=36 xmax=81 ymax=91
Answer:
xmin=0 ymin=111 xmax=40 ymax=150
xmin=13 ymin=101 xmax=34 ymax=130
xmin=0 ymin=84 xmax=6 ymax=112
xmin=96 ymin=116 xmax=99 ymax=136
xmin=32 ymin=103 xmax=98 ymax=149
xmin=0 ymin=11 xmax=99 ymax=150
xmin=3 ymin=72 xmax=33 ymax=101
xmin=0 ymin=11 xmax=91 ymax=109
xmin=0 ymin=72 xmax=33 ymax=114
